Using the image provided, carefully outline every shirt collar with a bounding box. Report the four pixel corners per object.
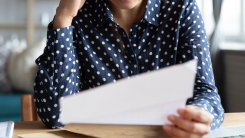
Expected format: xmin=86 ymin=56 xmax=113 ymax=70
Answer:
xmin=143 ymin=0 xmax=161 ymax=26
xmin=93 ymin=0 xmax=161 ymax=28
xmin=93 ymin=0 xmax=114 ymax=28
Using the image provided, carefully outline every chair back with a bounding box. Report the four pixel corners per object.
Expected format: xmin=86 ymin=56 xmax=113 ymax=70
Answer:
xmin=21 ymin=94 xmax=41 ymax=121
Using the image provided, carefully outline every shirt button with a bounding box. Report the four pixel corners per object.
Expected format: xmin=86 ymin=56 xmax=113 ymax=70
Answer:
xmin=131 ymin=32 xmax=136 ymax=35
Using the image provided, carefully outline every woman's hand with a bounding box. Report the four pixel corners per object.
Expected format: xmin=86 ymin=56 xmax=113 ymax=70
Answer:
xmin=53 ymin=0 xmax=86 ymax=29
xmin=163 ymin=105 xmax=213 ymax=138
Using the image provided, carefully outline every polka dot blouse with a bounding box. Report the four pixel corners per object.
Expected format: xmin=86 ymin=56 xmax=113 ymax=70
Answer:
xmin=34 ymin=0 xmax=224 ymax=130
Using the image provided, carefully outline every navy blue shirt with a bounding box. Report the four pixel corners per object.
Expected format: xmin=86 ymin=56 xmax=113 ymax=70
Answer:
xmin=34 ymin=0 xmax=224 ymax=130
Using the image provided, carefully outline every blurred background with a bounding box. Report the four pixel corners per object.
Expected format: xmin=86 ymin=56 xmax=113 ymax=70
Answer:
xmin=0 ymin=0 xmax=244 ymax=122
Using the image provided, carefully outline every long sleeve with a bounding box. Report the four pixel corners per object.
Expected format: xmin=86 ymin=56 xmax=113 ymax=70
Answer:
xmin=34 ymin=20 xmax=83 ymax=129
xmin=34 ymin=0 xmax=225 ymax=130
xmin=176 ymin=0 xmax=224 ymax=130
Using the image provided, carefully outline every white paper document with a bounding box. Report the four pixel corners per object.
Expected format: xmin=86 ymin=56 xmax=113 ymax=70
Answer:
xmin=60 ymin=60 xmax=197 ymax=125
xmin=0 ymin=121 xmax=14 ymax=138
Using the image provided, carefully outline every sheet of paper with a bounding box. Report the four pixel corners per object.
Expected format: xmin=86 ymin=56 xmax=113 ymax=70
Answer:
xmin=0 ymin=121 xmax=14 ymax=138
xmin=60 ymin=60 xmax=197 ymax=125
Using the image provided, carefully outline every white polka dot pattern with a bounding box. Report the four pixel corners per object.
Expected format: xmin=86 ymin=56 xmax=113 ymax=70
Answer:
xmin=34 ymin=0 xmax=224 ymax=130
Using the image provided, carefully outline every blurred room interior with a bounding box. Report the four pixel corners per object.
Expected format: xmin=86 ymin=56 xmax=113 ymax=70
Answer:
xmin=0 ymin=0 xmax=244 ymax=122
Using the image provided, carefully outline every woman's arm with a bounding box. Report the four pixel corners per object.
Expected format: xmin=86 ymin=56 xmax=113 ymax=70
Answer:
xmin=164 ymin=0 xmax=224 ymax=137
xmin=53 ymin=0 xmax=85 ymax=29
xmin=34 ymin=22 xmax=82 ymax=129
xmin=34 ymin=0 xmax=86 ymax=129
xmin=34 ymin=0 xmax=88 ymax=129
xmin=176 ymin=0 xmax=224 ymax=130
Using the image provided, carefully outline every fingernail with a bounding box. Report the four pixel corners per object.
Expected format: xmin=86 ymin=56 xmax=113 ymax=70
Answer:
xmin=164 ymin=125 xmax=171 ymax=131
xmin=169 ymin=115 xmax=175 ymax=121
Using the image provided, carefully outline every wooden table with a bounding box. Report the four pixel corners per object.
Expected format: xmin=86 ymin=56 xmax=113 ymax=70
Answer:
xmin=13 ymin=113 xmax=245 ymax=138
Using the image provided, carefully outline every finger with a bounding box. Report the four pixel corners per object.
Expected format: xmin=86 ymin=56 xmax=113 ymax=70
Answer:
xmin=168 ymin=115 xmax=211 ymax=135
xmin=163 ymin=124 xmax=202 ymax=138
xmin=178 ymin=107 xmax=213 ymax=124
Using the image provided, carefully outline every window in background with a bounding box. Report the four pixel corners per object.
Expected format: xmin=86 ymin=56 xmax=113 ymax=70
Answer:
xmin=196 ymin=0 xmax=215 ymax=40
xmin=242 ymin=0 xmax=245 ymax=40
xmin=197 ymin=0 xmax=245 ymax=46
xmin=220 ymin=0 xmax=244 ymax=42
xmin=219 ymin=0 xmax=245 ymax=50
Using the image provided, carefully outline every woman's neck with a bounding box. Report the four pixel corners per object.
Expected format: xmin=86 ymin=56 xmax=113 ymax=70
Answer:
xmin=108 ymin=0 xmax=147 ymax=36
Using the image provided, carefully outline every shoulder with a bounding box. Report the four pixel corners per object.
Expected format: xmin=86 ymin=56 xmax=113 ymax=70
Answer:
xmin=159 ymin=0 xmax=200 ymax=19
xmin=160 ymin=0 xmax=197 ymax=10
xmin=160 ymin=0 xmax=197 ymax=4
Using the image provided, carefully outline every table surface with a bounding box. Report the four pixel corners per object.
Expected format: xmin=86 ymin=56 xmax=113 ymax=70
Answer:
xmin=13 ymin=113 xmax=245 ymax=138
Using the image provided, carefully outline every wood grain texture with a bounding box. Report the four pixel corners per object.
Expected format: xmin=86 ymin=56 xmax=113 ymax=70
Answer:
xmin=21 ymin=95 xmax=41 ymax=121
xmin=18 ymin=130 xmax=95 ymax=138
xmin=13 ymin=113 xmax=245 ymax=138
xmin=221 ymin=113 xmax=245 ymax=127
xmin=63 ymin=124 xmax=169 ymax=137
xmin=21 ymin=95 xmax=34 ymax=121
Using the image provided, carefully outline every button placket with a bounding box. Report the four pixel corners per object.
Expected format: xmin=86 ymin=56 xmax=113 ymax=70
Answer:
xmin=131 ymin=31 xmax=136 ymax=36
xmin=129 ymin=25 xmax=140 ymax=75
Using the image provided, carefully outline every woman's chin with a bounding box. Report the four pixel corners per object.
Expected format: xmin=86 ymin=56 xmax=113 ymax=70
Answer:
xmin=116 ymin=5 xmax=135 ymax=10
xmin=118 ymin=0 xmax=131 ymax=2
xmin=109 ymin=0 xmax=140 ymax=10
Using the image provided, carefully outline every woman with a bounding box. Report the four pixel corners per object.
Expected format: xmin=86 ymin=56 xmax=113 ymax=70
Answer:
xmin=34 ymin=0 xmax=224 ymax=137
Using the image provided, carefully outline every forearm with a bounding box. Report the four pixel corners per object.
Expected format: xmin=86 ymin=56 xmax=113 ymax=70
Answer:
xmin=53 ymin=13 xmax=73 ymax=29
xmin=34 ymin=22 xmax=81 ymax=128
xmin=52 ymin=0 xmax=85 ymax=29
xmin=186 ymin=84 xmax=224 ymax=130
